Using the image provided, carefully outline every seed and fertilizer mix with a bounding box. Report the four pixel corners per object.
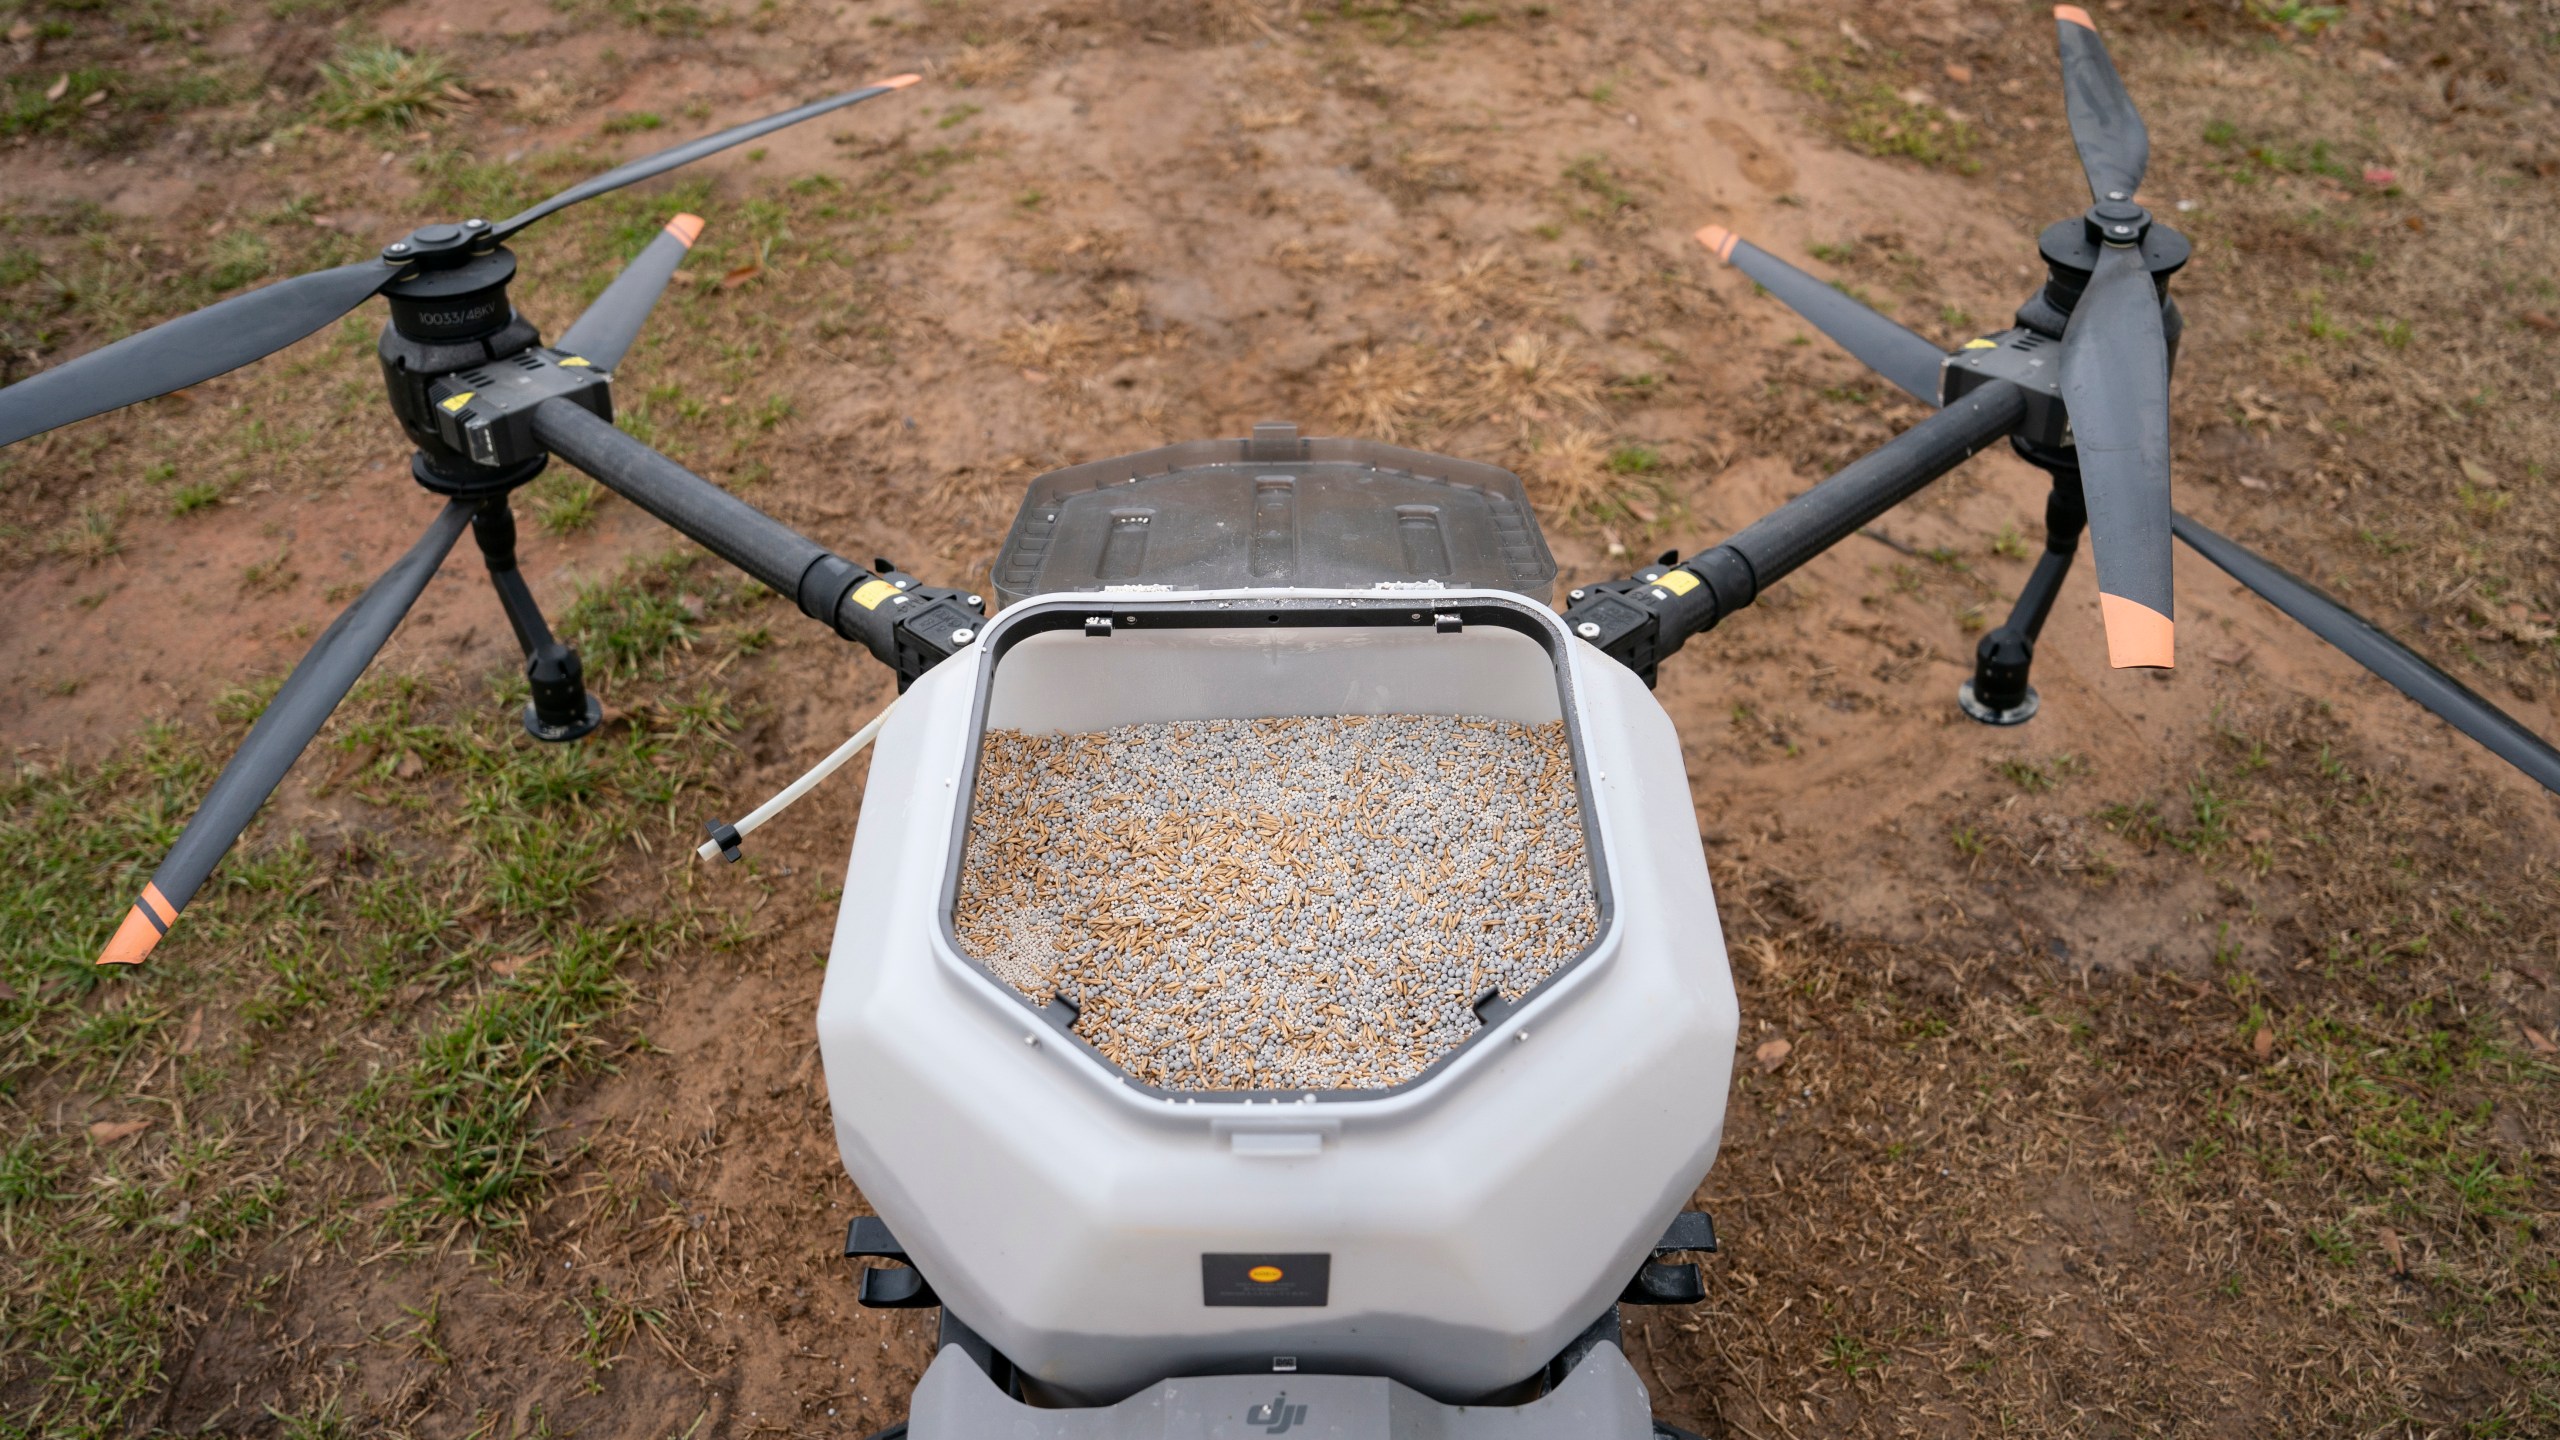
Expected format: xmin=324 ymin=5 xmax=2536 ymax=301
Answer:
xmin=951 ymin=714 xmax=1599 ymax=1091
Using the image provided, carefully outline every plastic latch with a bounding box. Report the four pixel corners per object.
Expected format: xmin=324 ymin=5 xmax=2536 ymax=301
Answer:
xmin=1247 ymin=420 xmax=1303 ymax=462
xmin=1084 ymin=615 xmax=1113 ymax=637
xmin=1213 ymin=1117 xmax=1340 ymax=1157
xmin=705 ymin=820 xmax=743 ymax=863
xmin=1434 ymin=612 xmax=1463 ymax=634
xmin=1228 ymin=1131 xmax=1325 ymax=1158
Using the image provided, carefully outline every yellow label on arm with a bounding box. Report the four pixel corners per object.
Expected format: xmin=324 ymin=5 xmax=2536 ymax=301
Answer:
xmin=439 ymin=391 xmax=475 ymax=413
xmin=1656 ymin=568 xmax=1700 ymax=596
xmin=850 ymin=579 xmax=899 ymax=610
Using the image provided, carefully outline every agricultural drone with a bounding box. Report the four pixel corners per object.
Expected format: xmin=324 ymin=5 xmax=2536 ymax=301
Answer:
xmin=3 ymin=9 xmax=2553 ymax=1437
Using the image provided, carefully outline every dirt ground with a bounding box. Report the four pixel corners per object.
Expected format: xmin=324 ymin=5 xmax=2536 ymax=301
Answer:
xmin=3 ymin=0 xmax=2557 ymax=1436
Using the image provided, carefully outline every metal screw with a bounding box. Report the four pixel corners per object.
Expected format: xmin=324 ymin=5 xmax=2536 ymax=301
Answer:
xmin=966 ymin=594 xmax=983 ymax=608
xmin=466 ymin=217 xmax=486 ymax=228
xmin=388 ymin=242 xmax=410 ymax=253
xmin=1576 ymin=621 xmax=1602 ymax=639
xmin=1569 ymin=588 xmax=1585 ymax=601
xmin=952 ymin=628 xmax=976 ymax=644
xmin=2106 ymin=190 xmax=2126 ymax=201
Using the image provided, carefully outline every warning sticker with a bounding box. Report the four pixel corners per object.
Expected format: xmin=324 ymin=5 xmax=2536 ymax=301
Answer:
xmin=1202 ymin=1253 xmax=1329 ymax=1307
xmin=1656 ymin=569 xmax=1700 ymax=596
xmin=850 ymin=579 xmax=899 ymax=610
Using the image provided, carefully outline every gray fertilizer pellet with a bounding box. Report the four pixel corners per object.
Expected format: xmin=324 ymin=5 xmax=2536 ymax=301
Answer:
xmin=951 ymin=714 xmax=1598 ymax=1092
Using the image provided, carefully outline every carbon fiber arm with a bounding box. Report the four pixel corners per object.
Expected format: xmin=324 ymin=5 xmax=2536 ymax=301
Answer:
xmin=1563 ymin=381 xmax=2027 ymax=682
xmin=530 ymin=398 xmax=979 ymax=682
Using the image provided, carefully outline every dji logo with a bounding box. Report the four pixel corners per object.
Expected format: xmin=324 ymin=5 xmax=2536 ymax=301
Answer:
xmin=1244 ymin=1391 xmax=1308 ymax=1435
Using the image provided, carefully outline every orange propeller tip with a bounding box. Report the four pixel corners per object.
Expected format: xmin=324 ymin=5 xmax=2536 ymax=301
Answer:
xmin=1693 ymin=224 xmax=1738 ymax=262
xmin=664 ymin=213 xmax=706 ymax=247
xmin=875 ymin=73 xmax=924 ymax=90
xmin=97 ymin=903 xmax=166 ymax=967
xmin=2054 ymin=4 xmax=2096 ymax=29
xmin=2099 ymin=593 xmax=2175 ymax=669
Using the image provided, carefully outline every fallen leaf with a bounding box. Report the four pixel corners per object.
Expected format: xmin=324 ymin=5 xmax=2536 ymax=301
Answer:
xmin=6 ymin=20 xmax=33 ymax=42
xmin=2459 ymin=457 xmax=2501 ymax=489
xmin=2380 ymin=1226 xmax=2406 ymax=1274
xmin=2251 ymin=1027 xmax=2275 ymax=1059
xmin=2362 ymin=165 xmax=2396 ymax=185
xmin=1754 ymin=1037 xmax=1793 ymax=1072
xmin=2524 ymin=1026 xmax=2557 ymax=1055
xmin=2236 ymin=473 xmax=2270 ymax=491
xmin=2242 ymin=826 xmax=2273 ymax=844
xmin=177 ymin=1007 xmax=203 ymax=1055
xmin=1019 ymin=367 xmax=1049 ymax=384
xmin=81 ymin=90 xmax=106 ymax=108
xmin=2521 ymin=311 xmax=2558 ymax=334
xmin=2210 ymin=646 xmax=2251 ymax=665
xmin=88 ymin=1118 xmax=151 ymax=1144
xmin=2403 ymin=215 xmax=2425 ymax=233
xmin=1943 ymin=61 xmax=1973 ymax=85
xmin=669 ymin=268 xmax=696 ymax=284
xmin=44 ymin=73 xmax=69 ymax=102
xmin=491 ymin=950 xmax=544 ymax=978
xmin=392 ymin=749 xmax=423 ymax=780
xmin=719 ymin=263 xmax=762 ymax=290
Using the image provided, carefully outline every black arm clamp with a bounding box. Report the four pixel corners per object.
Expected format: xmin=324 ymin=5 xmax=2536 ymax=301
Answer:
xmin=1560 ymin=551 xmax=1752 ymax=688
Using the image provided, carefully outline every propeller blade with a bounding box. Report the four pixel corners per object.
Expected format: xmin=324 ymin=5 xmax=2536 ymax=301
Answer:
xmin=2054 ymin=6 xmax=2149 ymax=204
xmin=2058 ymin=242 xmax=2175 ymax=668
xmin=96 ymin=500 xmax=475 ymax=967
xmin=0 ymin=258 xmax=400 ymax=450
xmin=556 ymin=214 xmax=705 ymax=371
xmin=2172 ymin=511 xmax=2560 ymax=796
xmin=488 ymin=75 xmax=920 ymax=244
xmin=1695 ymin=225 xmax=1947 ymax=406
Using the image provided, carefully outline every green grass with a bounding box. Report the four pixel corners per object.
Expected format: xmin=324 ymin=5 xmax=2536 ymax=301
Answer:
xmin=1 ymin=66 xmax=122 ymax=138
xmin=1794 ymin=60 xmax=1978 ymax=171
xmin=315 ymin=42 xmax=462 ymax=131
xmin=0 ymin=550 xmax=759 ymax=1433
xmin=1562 ymin=153 xmax=1640 ymax=222
xmin=1605 ymin=444 xmax=1660 ymax=475
xmin=529 ymin=470 xmax=604 ymax=534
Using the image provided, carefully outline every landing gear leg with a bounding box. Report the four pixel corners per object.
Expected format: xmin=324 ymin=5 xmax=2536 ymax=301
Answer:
xmin=1959 ymin=449 xmax=2087 ymax=726
xmin=470 ymin=496 xmax=603 ymax=742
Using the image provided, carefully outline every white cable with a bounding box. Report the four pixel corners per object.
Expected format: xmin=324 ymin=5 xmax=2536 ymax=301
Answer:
xmin=696 ymin=694 xmax=901 ymax=862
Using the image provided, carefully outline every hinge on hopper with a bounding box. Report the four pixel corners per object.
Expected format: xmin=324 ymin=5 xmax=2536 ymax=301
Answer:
xmin=1619 ymin=1210 xmax=1717 ymax=1306
xmin=846 ymin=1215 xmax=941 ymax=1308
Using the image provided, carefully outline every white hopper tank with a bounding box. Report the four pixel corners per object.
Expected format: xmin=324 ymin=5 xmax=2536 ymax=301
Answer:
xmin=817 ymin=588 xmax=1737 ymax=1404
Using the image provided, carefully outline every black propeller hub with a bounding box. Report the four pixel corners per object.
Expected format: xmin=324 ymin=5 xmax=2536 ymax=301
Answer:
xmin=382 ymin=218 xmax=493 ymax=266
xmin=2083 ymin=198 xmax=2150 ymax=246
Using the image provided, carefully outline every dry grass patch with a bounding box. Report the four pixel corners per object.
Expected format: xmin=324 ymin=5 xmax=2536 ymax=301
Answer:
xmin=1316 ymin=345 xmax=1446 ymax=443
xmin=1467 ymin=331 xmax=1603 ymax=425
